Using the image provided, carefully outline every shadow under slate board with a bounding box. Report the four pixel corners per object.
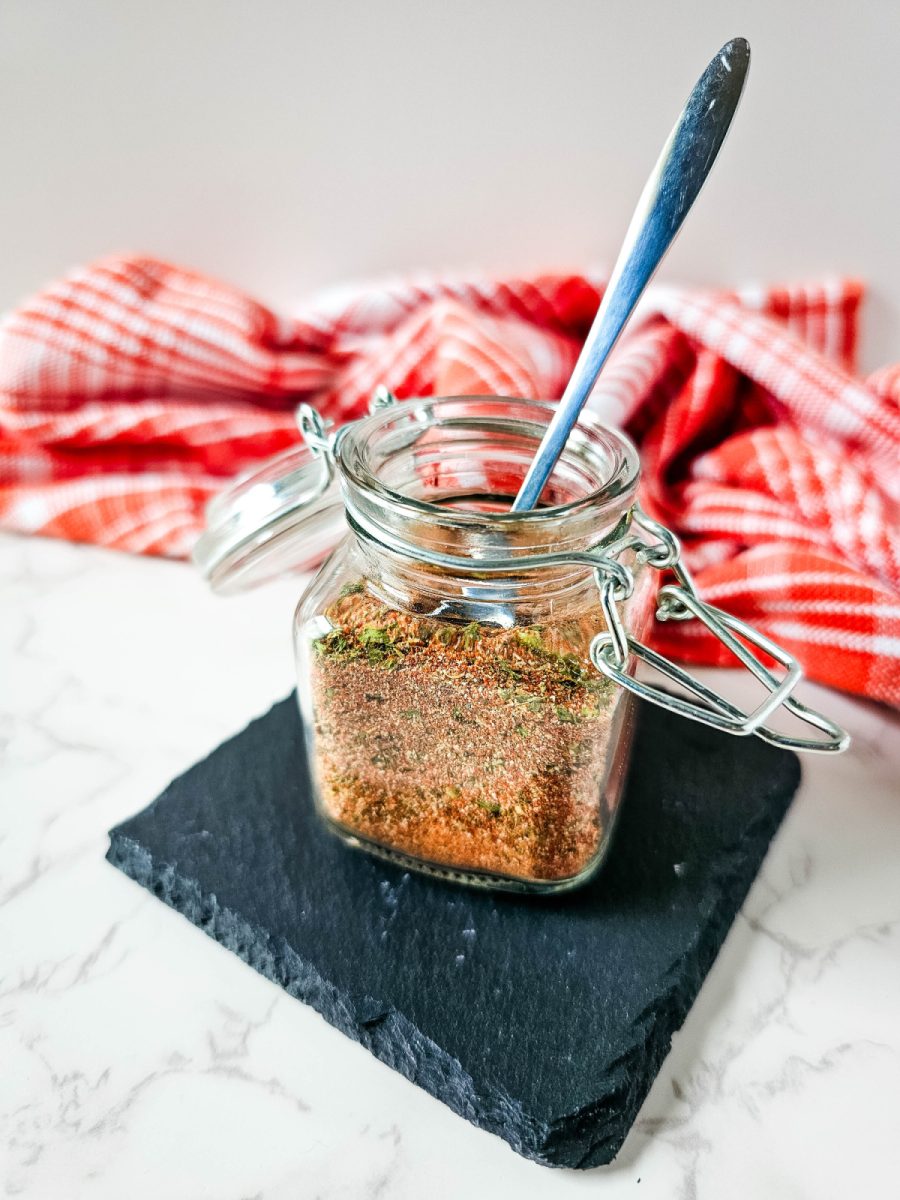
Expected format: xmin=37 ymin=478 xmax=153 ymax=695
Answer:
xmin=106 ymin=693 xmax=799 ymax=1169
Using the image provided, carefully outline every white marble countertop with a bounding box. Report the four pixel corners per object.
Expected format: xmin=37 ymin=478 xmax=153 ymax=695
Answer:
xmin=2 ymin=530 xmax=899 ymax=1198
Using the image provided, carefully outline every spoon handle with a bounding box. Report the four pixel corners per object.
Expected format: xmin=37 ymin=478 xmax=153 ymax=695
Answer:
xmin=512 ymin=37 xmax=750 ymax=511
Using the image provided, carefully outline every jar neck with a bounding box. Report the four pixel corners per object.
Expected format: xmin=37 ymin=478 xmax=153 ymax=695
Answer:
xmin=336 ymin=397 xmax=640 ymax=622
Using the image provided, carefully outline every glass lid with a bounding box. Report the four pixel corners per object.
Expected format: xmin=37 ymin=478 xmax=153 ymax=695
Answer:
xmin=192 ymin=405 xmax=346 ymax=595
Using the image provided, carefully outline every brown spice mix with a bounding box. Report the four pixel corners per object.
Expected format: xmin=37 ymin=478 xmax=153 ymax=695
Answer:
xmin=309 ymin=586 xmax=618 ymax=882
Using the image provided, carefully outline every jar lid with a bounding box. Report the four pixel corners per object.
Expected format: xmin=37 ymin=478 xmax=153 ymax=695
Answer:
xmin=192 ymin=407 xmax=346 ymax=595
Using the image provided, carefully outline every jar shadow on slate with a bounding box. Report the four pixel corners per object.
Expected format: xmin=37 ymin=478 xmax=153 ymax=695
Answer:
xmin=195 ymin=392 xmax=849 ymax=896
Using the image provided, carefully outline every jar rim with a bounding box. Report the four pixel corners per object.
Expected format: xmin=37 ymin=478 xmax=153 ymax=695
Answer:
xmin=194 ymin=394 xmax=642 ymax=594
xmin=337 ymin=395 xmax=640 ymax=530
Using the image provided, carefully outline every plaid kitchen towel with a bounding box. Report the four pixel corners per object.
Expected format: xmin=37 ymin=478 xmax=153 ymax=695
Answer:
xmin=0 ymin=255 xmax=897 ymax=704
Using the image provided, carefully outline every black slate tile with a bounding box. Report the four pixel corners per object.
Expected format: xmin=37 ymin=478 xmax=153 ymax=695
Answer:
xmin=106 ymin=693 xmax=799 ymax=1168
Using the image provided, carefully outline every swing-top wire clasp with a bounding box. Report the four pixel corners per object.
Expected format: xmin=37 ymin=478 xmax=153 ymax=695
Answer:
xmin=294 ymin=387 xmax=397 ymax=501
xmin=590 ymin=506 xmax=849 ymax=753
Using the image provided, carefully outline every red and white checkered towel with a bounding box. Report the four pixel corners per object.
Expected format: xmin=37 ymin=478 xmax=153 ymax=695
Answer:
xmin=1 ymin=255 xmax=897 ymax=704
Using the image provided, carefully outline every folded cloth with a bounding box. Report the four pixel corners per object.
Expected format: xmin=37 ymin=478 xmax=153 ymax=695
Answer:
xmin=0 ymin=255 xmax=897 ymax=705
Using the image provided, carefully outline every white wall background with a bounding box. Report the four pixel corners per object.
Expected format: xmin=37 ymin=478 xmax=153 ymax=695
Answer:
xmin=1 ymin=0 xmax=898 ymax=369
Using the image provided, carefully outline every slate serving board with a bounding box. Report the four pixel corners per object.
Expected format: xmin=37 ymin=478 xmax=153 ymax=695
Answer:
xmin=107 ymin=694 xmax=799 ymax=1169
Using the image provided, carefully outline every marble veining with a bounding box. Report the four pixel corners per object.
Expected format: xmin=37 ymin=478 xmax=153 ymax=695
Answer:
xmin=1 ymin=532 xmax=899 ymax=1198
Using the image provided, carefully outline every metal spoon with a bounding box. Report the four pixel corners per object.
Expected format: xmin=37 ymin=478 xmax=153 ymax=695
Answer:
xmin=512 ymin=37 xmax=750 ymax=511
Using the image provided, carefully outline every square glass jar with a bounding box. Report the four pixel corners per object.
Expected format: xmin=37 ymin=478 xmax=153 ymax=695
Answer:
xmin=292 ymin=397 xmax=654 ymax=893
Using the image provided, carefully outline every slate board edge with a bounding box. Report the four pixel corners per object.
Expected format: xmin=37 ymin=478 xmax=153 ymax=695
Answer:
xmin=106 ymin=830 xmax=552 ymax=1164
xmin=105 ymin=744 xmax=799 ymax=1171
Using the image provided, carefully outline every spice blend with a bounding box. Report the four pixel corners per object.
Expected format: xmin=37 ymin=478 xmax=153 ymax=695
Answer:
xmin=308 ymin=583 xmax=621 ymax=882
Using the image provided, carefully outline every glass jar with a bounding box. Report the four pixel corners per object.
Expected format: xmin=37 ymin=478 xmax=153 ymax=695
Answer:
xmin=293 ymin=397 xmax=653 ymax=892
xmin=195 ymin=391 xmax=849 ymax=895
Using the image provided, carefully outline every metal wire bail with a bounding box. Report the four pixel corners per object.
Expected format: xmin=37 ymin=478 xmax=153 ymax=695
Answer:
xmin=589 ymin=505 xmax=850 ymax=754
xmin=294 ymin=388 xmax=398 ymax=503
xmin=294 ymin=402 xmax=337 ymax=501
